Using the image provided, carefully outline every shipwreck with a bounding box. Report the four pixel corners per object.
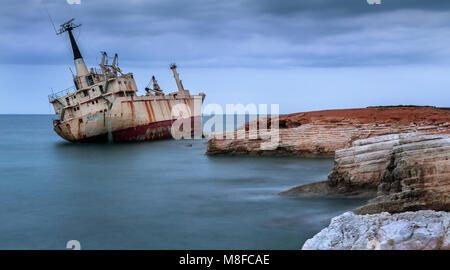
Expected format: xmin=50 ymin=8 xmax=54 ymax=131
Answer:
xmin=48 ymin=19 xmax=205 ymax=143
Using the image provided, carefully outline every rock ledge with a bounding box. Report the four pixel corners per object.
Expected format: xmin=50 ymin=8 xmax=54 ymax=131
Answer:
xmin=302 ymin=210 xmax=450 ymax=250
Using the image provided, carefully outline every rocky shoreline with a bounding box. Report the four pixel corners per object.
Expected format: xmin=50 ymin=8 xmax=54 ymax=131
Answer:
xmin=298 ymin=132 xmax=449 ymax=249
xmin=302 ymin=210 xmax=449 ymax=250
xmin=207 ymin=107 xmax=450 ymax=156
xmin=207 ymin=106 xmax=450 ymax=249
xmin=281 ymin=133 xmax=449 ymax=203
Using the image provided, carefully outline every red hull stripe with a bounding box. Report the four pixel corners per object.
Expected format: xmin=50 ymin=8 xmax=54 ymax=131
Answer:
xmin=73 ymin=117 xmax=199 ymax=143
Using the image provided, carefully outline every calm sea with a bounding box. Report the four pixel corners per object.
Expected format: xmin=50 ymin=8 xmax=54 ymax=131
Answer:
xmin=0 ymin=115 xmax=367 ymax=249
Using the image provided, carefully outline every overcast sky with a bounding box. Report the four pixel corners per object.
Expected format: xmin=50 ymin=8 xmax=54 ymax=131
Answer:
xmin=1 ymin=0 xmax=450 ymax=114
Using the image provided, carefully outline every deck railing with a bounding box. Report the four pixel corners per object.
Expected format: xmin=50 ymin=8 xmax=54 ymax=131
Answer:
xmin=48 ymin=86 xmax=76 ymax=102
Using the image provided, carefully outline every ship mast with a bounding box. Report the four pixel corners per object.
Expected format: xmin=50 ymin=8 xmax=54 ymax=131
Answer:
xmin=170 ymin=63 xmax=185 ymax=92
xmin=57 ymin=18 xmax=89 ymax=78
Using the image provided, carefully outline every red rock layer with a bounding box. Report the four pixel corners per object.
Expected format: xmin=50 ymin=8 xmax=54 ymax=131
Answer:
xmin=207 ymin=107 xmax=450 ymax=156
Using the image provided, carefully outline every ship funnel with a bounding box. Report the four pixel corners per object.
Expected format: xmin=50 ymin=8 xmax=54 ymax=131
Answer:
xmin=57 ymin=18 xmax=88 ymax=77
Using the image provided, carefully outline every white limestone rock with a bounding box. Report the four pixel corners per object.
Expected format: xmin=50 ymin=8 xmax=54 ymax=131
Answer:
xmin=302 ymin=210 xmax=450 ymax=250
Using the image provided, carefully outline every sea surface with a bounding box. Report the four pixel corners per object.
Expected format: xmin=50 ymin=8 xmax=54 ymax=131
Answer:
xmin=0 ymin=115 xmax=368 ymax=249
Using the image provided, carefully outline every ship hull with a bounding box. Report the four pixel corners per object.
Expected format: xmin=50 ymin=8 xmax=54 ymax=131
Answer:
xmin=52 ymin=94 xmax=204 ymax=143
xmin=55 ymin=116 xmax=201 ymax=143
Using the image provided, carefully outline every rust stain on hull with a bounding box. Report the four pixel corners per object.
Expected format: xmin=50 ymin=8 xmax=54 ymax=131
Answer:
xmin=149 ymin=100 xmax=157 ymax=122
xmin=77 ymin=120 xmax=81 ymax=140
xmin=166 ymin=100 xmax=172 ymax=118
xmin=66 ymin=123 xmax=72 ymax=139
xmin=144 ymin=101 xmax=154 ymax=122
xmin=128 ymin=101 xmax=135 ymax=122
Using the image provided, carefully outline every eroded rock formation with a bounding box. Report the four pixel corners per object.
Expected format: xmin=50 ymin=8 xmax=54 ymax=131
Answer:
xmin=302 ymin=210 xmax=450 ymax=250
xmin=355 ymin=134 xmax=450 ymax=214
xmin=296 ymin=133 xmax=450 ymax=250
xmin=282 ymin=133 xmax=449 ymax=208
xmin=207 ymin=106 xmax=450 ymax=250
xmin=206 ymin=107 xmax=450 ymax=156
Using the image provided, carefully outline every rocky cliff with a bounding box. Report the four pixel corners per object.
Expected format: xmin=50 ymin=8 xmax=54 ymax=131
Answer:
xmin=206 ymin=107 xmax=450 ymax=156
xmin=355 ymin=134 xmax=450 ymax=214
xmin=282 ymin=133 xmax=450 ymax=209
xmin=302 ymin=210 xmax=449 ymax=250
xmin=294 ymin=133 xmax=449 ymax=250
xmin=206 ymin=106 xmax=450 ymax=249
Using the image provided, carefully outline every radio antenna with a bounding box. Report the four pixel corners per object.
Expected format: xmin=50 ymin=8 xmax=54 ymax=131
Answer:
xmin=56 ymin=18 xmax=84 ymax=60
xmin=44 ymin=6 xmax=58 ymax=34
xmin=57 ymin=18 xmax=81 ymax=35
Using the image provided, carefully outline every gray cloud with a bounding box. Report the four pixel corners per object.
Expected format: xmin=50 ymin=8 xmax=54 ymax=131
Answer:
xmin=251 ymin=0 xmax=450 ymax=16
xmin=1 ymin=0 xmax=450 ymax=67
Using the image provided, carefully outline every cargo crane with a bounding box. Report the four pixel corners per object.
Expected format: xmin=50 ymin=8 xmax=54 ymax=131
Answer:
xmin=145 ymin=76 xmax=164 ymax=95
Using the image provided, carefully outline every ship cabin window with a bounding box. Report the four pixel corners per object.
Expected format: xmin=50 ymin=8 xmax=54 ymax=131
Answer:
xmin=99 ymin=85 xmax=104 ymax=92
xmin=74 ymin=79 xmax=79 ymax=90
xmin=86 ymin=75 xmax=94 ymax=86
xmin=65 ymin=97 xmax=70 ymax=105
xmin=79 ymin=118 xmax=83 ymax=123
xmin=83 ymin=90 xmax=88 ymax=97
xmin=117 ymin=92 xmax=124 ymax=97
xmin=92 ymin=88 xmax=95 ymax=92
xmin=96 ymin=100 xmax=99 ymax=104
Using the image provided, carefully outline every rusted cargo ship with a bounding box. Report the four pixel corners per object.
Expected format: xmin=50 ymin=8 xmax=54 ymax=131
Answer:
xmin=49 ymin=19 xmax=205 ymax=143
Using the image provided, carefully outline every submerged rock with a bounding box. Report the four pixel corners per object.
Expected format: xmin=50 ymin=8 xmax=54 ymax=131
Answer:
xmin=302 ymin=210 xmax=450 ymax=250
xmin=279 ymin=180 xmax=375 ymax=197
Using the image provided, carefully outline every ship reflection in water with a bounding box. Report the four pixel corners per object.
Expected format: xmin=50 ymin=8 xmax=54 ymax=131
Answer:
xmin=0 ymin=115 xmax=368 ymax=249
